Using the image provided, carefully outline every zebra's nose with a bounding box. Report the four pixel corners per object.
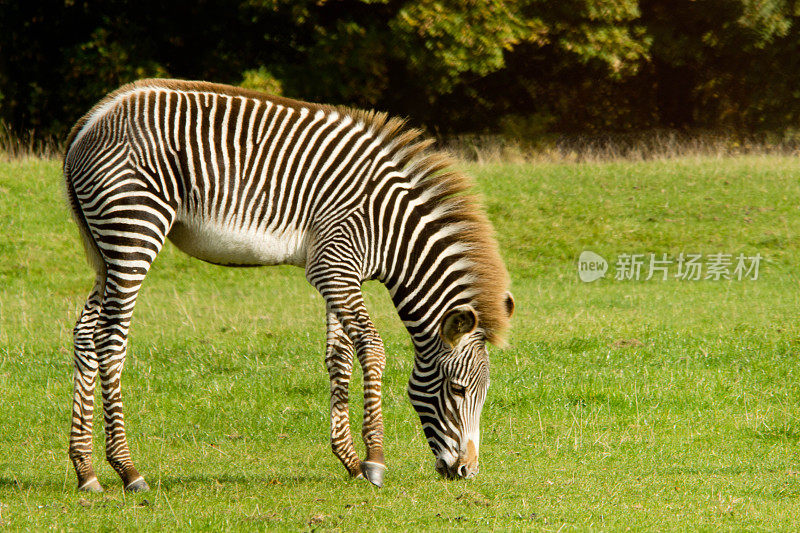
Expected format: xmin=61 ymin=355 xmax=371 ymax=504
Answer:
xmin=455 ymin=462 xmax=478 ymax=479
xmin=455 ymin=439 xmax=479 ymax=478
xmin=435 ymin=457 xmax=478 ymax=479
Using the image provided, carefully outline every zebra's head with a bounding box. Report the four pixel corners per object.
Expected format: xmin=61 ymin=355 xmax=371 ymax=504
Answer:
xmin=408 ymin=292 xmax=515 ymax=479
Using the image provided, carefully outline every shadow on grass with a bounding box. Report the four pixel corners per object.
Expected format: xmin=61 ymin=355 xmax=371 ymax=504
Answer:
xmin=659 ymin=465 xmax=770 ymax=476
xmin=744 ymin=425 xmax=800 ymax=444
xmin=0 ymin=472 xmax=342 ymax=494
xmin=0 ymin=476 xmax=68 ymax=491
xmin=139 ymin=472 xmax=341 ymax=491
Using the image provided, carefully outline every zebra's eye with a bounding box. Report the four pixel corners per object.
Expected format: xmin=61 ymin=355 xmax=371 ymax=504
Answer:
xmin=450 ymin=383 xmax=467 ymax=397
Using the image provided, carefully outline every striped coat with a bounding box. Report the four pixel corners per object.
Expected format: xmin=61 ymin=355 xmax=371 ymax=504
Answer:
xmin=64 ymin=79 xmax=513 ymax=492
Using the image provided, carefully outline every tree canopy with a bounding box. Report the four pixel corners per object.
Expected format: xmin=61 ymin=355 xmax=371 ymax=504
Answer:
xmin=2 ymin=0 xmax=800 ymax=141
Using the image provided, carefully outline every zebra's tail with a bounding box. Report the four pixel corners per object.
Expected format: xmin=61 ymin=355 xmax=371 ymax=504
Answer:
xmin=63 ymin=147 xmax=106 ymax=277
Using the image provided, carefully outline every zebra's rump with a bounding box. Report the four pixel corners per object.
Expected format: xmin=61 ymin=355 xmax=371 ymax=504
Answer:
xmin=167 ymin=217 xmax=309 ymax=267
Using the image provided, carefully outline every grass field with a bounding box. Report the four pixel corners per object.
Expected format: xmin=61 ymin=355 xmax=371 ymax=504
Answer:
xmin=0 ymin=155 xmax=798 ymax=530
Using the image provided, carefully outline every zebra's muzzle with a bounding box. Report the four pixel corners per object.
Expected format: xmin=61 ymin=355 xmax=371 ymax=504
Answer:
xmin=435 ymin=457 xmax=479 ymax=479
xmin=435 ymin=438 xmax=480 ymax=479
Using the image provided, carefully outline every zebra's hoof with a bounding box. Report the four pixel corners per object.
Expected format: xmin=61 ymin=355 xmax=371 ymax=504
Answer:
xmin=78 ymin=478 xmax=104 ymax=493
xmin=361 ymin=461 xmax=386 ymax=488
xmin=125 ymin=477 xmax=151 ymax=492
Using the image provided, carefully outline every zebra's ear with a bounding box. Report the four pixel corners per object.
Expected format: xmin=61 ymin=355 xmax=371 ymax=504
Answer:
xmin=440 ymin=305 xmax=478 ymax=347
xmin=504 ymin=291 xmax=515 ymax=318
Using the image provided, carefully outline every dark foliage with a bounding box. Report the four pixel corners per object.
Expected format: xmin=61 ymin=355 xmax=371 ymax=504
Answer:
xmin=2 ymin=0 xmax=800 ymax=142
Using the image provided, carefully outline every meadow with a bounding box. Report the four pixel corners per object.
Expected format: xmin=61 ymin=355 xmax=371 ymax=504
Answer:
xmin=0 ymin=155 xmax=798 ymax=530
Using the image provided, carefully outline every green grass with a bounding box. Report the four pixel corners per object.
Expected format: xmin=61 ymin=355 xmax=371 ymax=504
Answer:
xmin=1 ymin=155 xmax=799 ymax=530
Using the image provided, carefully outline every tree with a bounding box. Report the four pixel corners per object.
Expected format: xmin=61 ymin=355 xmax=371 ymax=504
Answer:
xmin=2 ymin=0 xmax=800 ymax=141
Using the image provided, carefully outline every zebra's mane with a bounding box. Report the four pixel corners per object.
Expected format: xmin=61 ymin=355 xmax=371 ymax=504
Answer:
xmin=65 ymin=78 xmax=512 ymax=345
xmin=342 ymin=109 xmax=512 ymax=346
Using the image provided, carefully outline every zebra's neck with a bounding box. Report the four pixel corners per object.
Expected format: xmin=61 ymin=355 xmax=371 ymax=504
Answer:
xmin=370 ymin=184 xmax=479 ymax=350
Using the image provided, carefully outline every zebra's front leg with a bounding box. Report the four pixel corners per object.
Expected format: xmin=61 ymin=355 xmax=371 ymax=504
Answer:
xmin=325 ymin=312 xmax=362 ymax=478
xmin=353 ymin=319 xmax=387 ymax=487
xmin=309 ymin=261 xmax=387 ymax=487
xmin=95 ymin=271 xmax=149 ymax=492
xmin=330 ymin=295 xmax=388 ymax=487
xmin=69 ymin=278 xmax=104 ymax=492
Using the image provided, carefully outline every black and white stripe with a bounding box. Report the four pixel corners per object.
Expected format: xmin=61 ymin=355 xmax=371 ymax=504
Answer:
xmin=64 ymin=79 xmax=512 ymax=491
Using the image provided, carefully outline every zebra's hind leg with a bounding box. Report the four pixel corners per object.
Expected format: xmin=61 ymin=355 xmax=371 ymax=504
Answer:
xmin=95 ymin=264 xmax=152 ymax=492
xmin=69 ymin=275 xmax=105 ymax=492
xmin=325 ymin=311 xmax=362 ymax=478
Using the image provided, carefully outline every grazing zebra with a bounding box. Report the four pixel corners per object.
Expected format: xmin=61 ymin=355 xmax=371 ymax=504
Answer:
xmin=64 ymin=79 xmax=514 ymax=492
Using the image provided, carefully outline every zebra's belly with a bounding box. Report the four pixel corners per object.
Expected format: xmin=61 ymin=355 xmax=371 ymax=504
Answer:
xmin=167 ymin=219 xmax=308 ymax=267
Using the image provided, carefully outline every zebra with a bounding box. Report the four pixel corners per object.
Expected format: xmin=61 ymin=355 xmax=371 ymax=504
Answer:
xmin=63 ymin=79 xmax=514 ymax=492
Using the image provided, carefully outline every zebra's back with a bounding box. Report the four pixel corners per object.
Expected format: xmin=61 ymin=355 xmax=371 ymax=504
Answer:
xmin=65 ymin=79 xmax=387 ymax=267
